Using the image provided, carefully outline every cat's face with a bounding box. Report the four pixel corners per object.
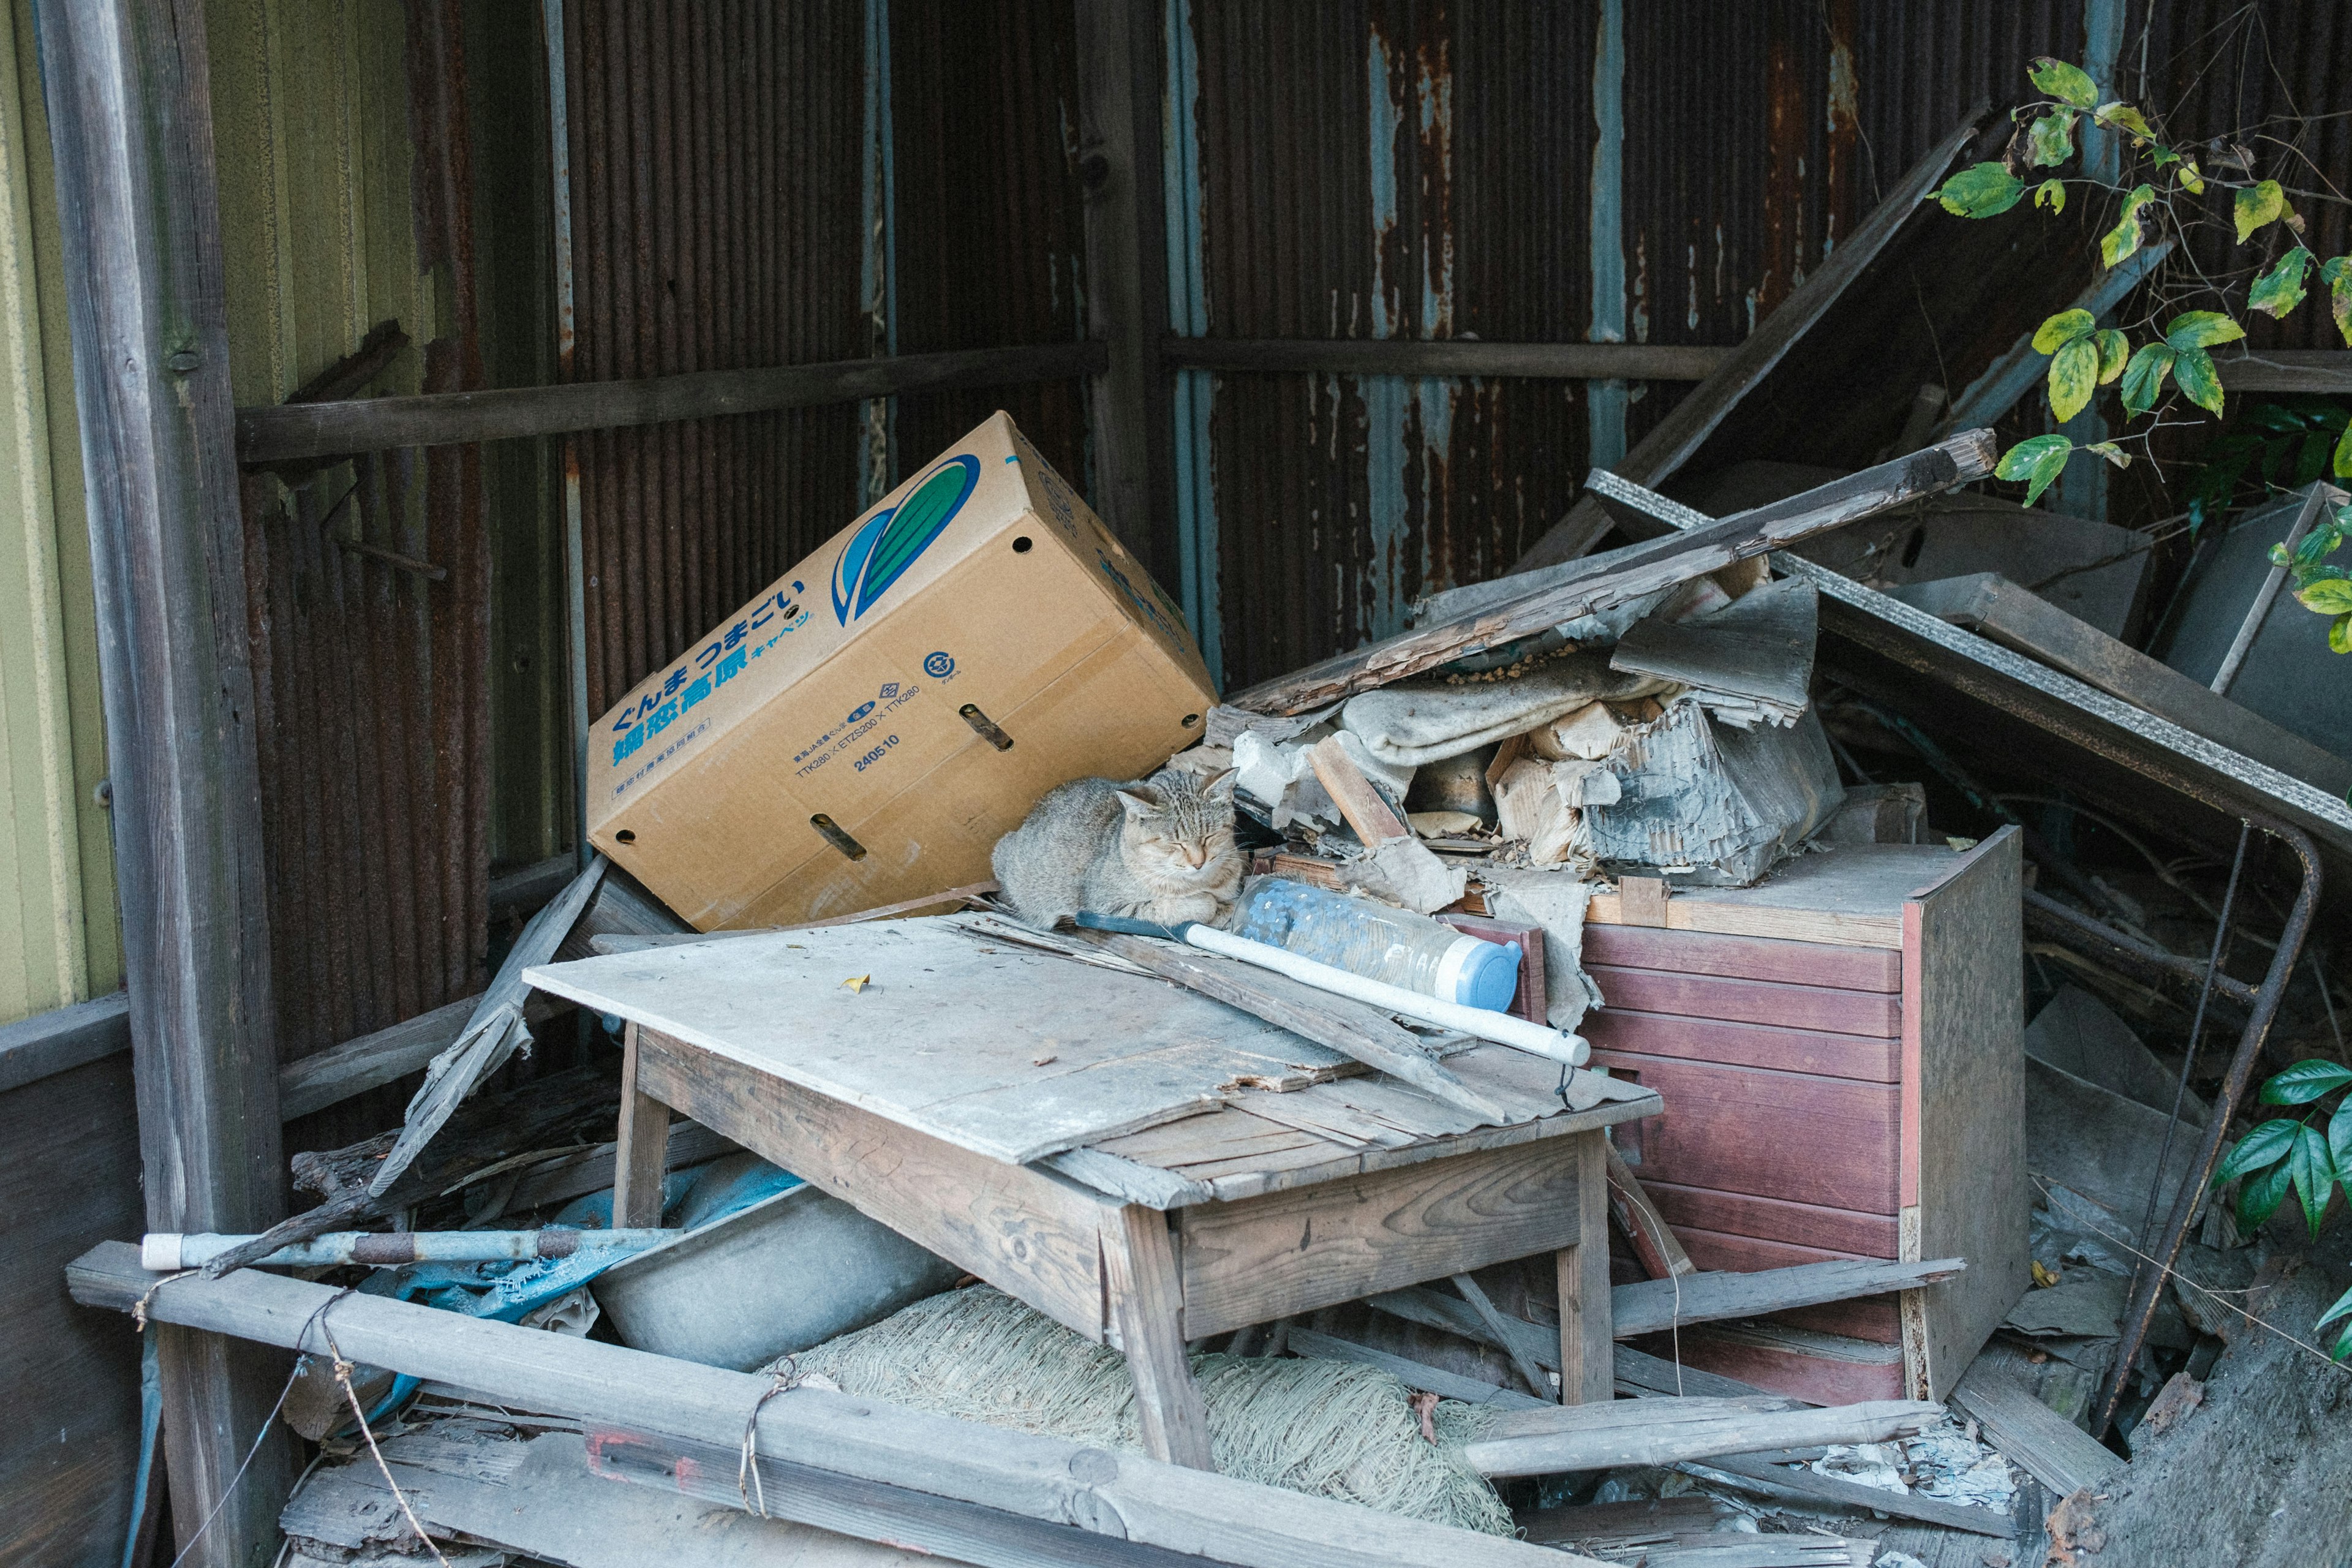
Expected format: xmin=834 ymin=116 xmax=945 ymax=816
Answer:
xmin=1116 ymin=769 xmax=1239 ymax=883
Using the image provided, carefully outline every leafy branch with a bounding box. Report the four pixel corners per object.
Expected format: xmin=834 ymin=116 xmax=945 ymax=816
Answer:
xmin=1930 ymin=55 xmax=2352 ymax=551
xmin=2214 ymin=1058 xmax=2352 ymax=1359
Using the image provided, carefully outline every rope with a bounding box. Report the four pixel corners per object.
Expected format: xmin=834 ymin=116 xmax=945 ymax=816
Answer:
xmin=738 ymin=1355 xmax=803 ymax=1518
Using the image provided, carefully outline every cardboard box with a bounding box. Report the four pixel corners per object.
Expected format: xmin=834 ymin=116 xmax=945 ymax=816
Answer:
xmin=587 ymin=412 xmax=1217 ymax=929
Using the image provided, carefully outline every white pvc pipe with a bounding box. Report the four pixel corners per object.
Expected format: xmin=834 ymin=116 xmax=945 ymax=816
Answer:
xmin=1178 ymin=923 xmax=1591 ymax=1068
xmin=142 ymin=1227 xmax=677 ymax=1272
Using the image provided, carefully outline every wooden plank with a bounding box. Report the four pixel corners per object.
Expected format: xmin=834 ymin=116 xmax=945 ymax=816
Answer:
xmin=1309 ymin=736 xmax=1411 ymax=843
xmin=1641 ymin=1183 xmax=1900 ymax=1261
xmin=1175 ymin=1134 xmax=1591 ymax=1339
xmin=71 ymin=1245 xmax=1580 ymax=1568
xmin=1071 ymin=0 xmax=1170 ymax=560
xmin=1363 ymin=1286 xmax=1775 ymax=1401
xmin=1618 ymin=876 xmax=1670 ymax=928
xmin=2214 ymin=348 xmax=2352 ymax=394
xmin=0 ymin=992 xmax=131 ymax=1095
xmin=1612 ymin=1259 xmax=1964 ymax=1339
xmin=1559 ymin=1136 xmax=1613 ymax=1403
xmin=1588 ymin=968 xmax=1900 ymax=1038
xmin=1610 ymin=1346 xmax=1777 ymax=1402
xmin=1586 ymin=845 xmax=1978 ymax=951
xmin=1462 ymin=1398 xmax=1941 ymax=1478
xmin=1605 ymin=1140 xmax=1697 ymax=1279
xmin=0 ymin=1054 xmax=145 ymax=1566
xmin=1580 ymin=928 xmax=1901 ymax=992
xmin=1282 ymin=1328 xmax=1548 ymax=1409
xmin=1697 ymin=1455 xmax=2016 ymax=1539
xmin=1455 ymin=1272 xmax=1557 ymax=1401
xmin=1893 ymin=571 xmax=2352 ymax=798
xmin=1161 ymin=339 xmax=1728 ymax=381
xmin=36 ymin=0 xmax=295 ymax=1557
xmin=1102 ymin=1207 xmax=1215 ymax=1469
xmin=1066 ymin=929 xmax=1526 ymax=1125
xmin=633 ymin=1030 xmax=1114 ymax=1340
xmin=1660 ymin=1325 xmax=1907 ymax=1408
xmin=1586 ymin=894 xmax=1904 ymax=949
xmin=611 ymin=1025 xmax=673 ymax=1229
xmin=1510 ymin=114 xmax=1983 ymax=570
xmin=1670 ymin=1232 xmax=1903 ymax=1348
xmin=527 ymin=921 xmax=1355 ymax=1165
xmin=1223 ymin=432 xmax=1996 ymax=714
xmin=1947 ymin=1365 xmax=2126 ymax=1499
xmin=233 ymin=343 xmax=1106 ymax=462
xmin=277 ymin=992 xmax=570 ymax=1120
xmin=1907 ymin=829 xmax=2030 ymax=1401
xmin=1585 ymin=1009 xmax=1901 ymax=1084
xmin=1588 ymin=1051 xmax=1901 ymax=1213
xmin=1042 ymin=1146 xmax=1216 ymax=1209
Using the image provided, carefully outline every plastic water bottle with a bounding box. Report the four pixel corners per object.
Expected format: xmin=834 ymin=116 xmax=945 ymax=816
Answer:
xmin=1229 ymin=878 xmax=1521 ymax=1012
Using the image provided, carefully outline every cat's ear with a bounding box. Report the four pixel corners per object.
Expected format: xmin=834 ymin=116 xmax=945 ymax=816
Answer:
xmin=1200 ymin=767 xmax=1238 ymax=802
xmin=1114 ymin=785 xmax=1164 ymax=816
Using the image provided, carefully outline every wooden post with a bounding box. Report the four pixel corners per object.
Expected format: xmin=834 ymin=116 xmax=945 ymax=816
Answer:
xmin=34 ymin=0 xmax=291 ymax=1559
xmin=1556 ymin=1134 xmax=1613 ymax=1404
xmin=612 ymin=1024 xmax=673 ymax=1228
xmin=1101 ymin=1205 xmax=1214 ymax=1469
xmin=1071 ymin=0 xmax=1174 ymax=580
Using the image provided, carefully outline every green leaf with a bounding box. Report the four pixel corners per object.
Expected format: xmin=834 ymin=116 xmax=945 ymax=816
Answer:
xmin=2150 ymin=145 xmax=2180 ymax=168
xmin=2177 ymin=157 xmax=2206 ymax=195
xmin=2094 ymin=102 xmax=2155 ymax=143
xmin=2165 ymin=311 xmax=2247 ymax=350
xmin=2035 ymin=178 xmax=2067 ymax=213
xmin=2100 ymin=184 xmax=2156 ymax=268
xmin=2296 ymin=576 xmax=2352 ymax=615
xmin=2334 ymin=612 xmax=2352 ymax=655
xmin=1994 ymin=434 xmax=2073 ymax=507
xmin=2048 ymin=337 xmax=2100 ymax=422
xmin=2239 ymin=1158 xmax=2293 ymax=1232
xmin=2250 ymin=248 xmax=2314 ymax=317
xmin=2338 ymin=415 xmax=2352 ymax=480
xmin=2094 ymin=330 xmax=2129 ymax=383
xmin=2084 ymin=440 xmax=2131 ymax=469
xmin=2033 ymin=309 xmax=2097 ymax=354
xmin=2291 ymin=1124 xmax=2337 ymax=1238
xmin=2335 ymin=1321 xmax=2352 ymax=1363
xmin=2121 ymin=343 xmax=2176 ymax=415
xmin=2030 ymin=56 xmax=2100 ymax=108
xmin=2319 ymin=1280 xmax=2352 ymax=1332
xmin=2260 ymin=1059 xmax=2352 ymax=1104
xmin=2174 ymin=346 xmax=2223 ymax=415
xmin=2236 ymin=179 xmax=2286 ymax=243
xmin=2331 ymin=1101 xmax=2352 ymax=1184
xmin=1934 ymin=163 xmax=2027 ymax=219
xmin=2323 ymin=257 xmax=2352 ymax=347
xmin=2217 ymin=1116 xmax=2299 ymax=1181
xmin=2027 ymin=110 xmax=2078 ymax=168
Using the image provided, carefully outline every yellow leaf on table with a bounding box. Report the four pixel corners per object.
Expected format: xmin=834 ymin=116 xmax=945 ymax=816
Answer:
xmin=842 ymin=974 xmax=870 ymax=993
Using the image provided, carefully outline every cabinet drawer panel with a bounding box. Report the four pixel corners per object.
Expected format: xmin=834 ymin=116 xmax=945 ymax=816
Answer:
xmin=1588 ymin=966 xmax=1902 ymax=1038
xmin=1594 ymin=1050 xmax=1899 ymax=1213
xmin=1585 ymin=1008 xmax=1901 ymax=1083
xmin=1642 ymin=1180 xmax=1901 ymax=1258
xmin=1584 ymin=925 xmax=1901 ymax=992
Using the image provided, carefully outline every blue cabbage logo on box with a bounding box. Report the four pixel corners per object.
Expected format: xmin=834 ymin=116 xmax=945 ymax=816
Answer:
xmin=830 ymin=453 xmax=981 ymax=625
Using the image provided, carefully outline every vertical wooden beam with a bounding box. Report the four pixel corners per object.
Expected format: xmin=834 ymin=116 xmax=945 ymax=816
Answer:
xmin=1556 ymin=1134 xmax=1613 ymax=1405
xmin=611 ymin=1023 xmax=672 ymax=1228
xmin=33 ymin=0 xmax=290 ymax=1560
xmin=1101 ymin=1204 xmax=1214 ymax=1470
xmin=1071 ymin=0 xmax=1173 ymax=583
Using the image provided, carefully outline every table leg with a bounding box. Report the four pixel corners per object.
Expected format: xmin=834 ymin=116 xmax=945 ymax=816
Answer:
xmin=1101 ymin=1204 xmax=1214 ymax=1470
xmin=613 ymin=1022 xmax=672 ymax=1229
xmin=1556 ymin=1132 xmax=1613 ymax=1404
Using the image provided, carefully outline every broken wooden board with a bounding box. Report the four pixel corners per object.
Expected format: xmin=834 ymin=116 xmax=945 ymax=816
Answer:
xmin=525 ymin=918 xmax=1373 ymax=1164
xmin=1462 ymin=1396 xmax=1942 ymax=1478
xmin=1694 ymin=1455 xmax=2016 ymax=1538
xmin=1946 ymin=1364 xmax=2125 ymax=1502
xmin=1222 ymin=434 xmax=1996 ymax=715
xmin=1613 ymin=1259 xmax=1966 ymax=1339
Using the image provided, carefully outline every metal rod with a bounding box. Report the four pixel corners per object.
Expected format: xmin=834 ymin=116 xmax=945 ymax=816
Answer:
xmin=2022 ymin=888 xmax=2259 ymax=1008
xmin=2209 ymin=487 xmax=2331 ymax=696
xmin=144 ymin=1227 xmax=677 ymax=1271
xmin=2091 ymin=814 xmax=2321 ymax=1438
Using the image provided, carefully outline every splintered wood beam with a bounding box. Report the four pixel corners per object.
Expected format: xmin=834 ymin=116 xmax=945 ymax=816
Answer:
xmin=1461 ymin=1397 xmax=1944 ymax=1479
xmin=1308 ymin=737 xmax=1411 ymax=843
xmin=1611 ymin=1257 xmax=1967 ymax=1338
xmin=1947 ymin=1365 xmax=2125 ymax=1500
xmin=69 ymin=1243 xmax=1591 ymax=1568
xmin=1224 ymin=431 xmax=1997 ymax=714
xmin=1604 ymin=1142 xmax=1697 ymax=1278
xmin=1454 ymin=1273 xmax=1558 ymax=1403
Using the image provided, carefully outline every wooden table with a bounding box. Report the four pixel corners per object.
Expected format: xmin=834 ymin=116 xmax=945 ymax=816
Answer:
xmin=526 ymin=915 xmax=1660 ymax=1471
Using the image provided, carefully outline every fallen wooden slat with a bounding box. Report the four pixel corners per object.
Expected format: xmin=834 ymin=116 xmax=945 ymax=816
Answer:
xmin=1462 ymin=1398 xmax=1942 ymax=1479
xmin=1226 ymin=432 xmax=1996 ymax=714
xmin=1605 ymin=1141 xmax=1697 ymax=1279
xmin=1159 ymin=337 xmax=1728 ymax=382
xmin=1064 ymin=929 xmax=1526 ymax=1126
xmin=1612 ymin=1258 xmax=1967 ymax=1338
xmin=1947 ymin=1365 xmax=2125 ymax=1501
xmin=70 ymin=1244 xmax=1590 ymax=1568
xmin=1283 ymin=1326 xmax=1548 ymax=1409
xmin=1365 ymin=1284 xmax=1773 ymax=1399
xmin=1694 ymin=1454 xmax=2015 ymax=1539
xmin=1610 ymin=1346 xmax=1779 ymax=1403
xmin=1455 ymin=1273 xmax=1556 ymax=1403
xmin=590 ymin=880 xmax=1005 ymax=954
xmin=276 ymin=992 xmax=570 ymax=1121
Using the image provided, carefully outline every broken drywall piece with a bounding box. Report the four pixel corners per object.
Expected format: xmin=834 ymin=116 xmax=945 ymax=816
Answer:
xmin=1479 ymin=867 xmax=1607 ymax=1033
xmin=1610 ymin=575 xmax=1818 ymax=728
xmin=1526 ymin=701 xmax=1630 ymax=762
xmin=1363 ymin=834 xmax=1469 ymax=915
xmin=1336 ymin=652 xmax=1672 ymax=772
xmin=1492 ymin=756 xmax=1618 ymax=868
xmin=1581 ymin=701 xmax=1842 ymax=884
xmin=1231 ymin=727 xmax=1408 ymax=830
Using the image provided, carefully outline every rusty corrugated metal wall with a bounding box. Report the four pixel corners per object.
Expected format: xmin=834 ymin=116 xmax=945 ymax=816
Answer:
xmin=213 ymin=0 xmax=492 ymax=1088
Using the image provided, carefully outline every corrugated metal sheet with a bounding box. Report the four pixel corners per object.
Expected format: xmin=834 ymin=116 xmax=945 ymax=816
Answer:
xmin=0 ymin=0 xmax=119 ymax=1027
xmin=210 ymin=0 xmax=491 ymax=1072
xmin=1182 ymin=1 xmax=1600 ymax=690
xmin=561 ymin=0 xmax=867 ymax=722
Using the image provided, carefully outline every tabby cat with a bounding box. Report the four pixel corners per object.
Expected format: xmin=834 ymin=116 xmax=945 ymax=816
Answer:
xmin=992 ymin=767 xmax=1242 ymax=929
